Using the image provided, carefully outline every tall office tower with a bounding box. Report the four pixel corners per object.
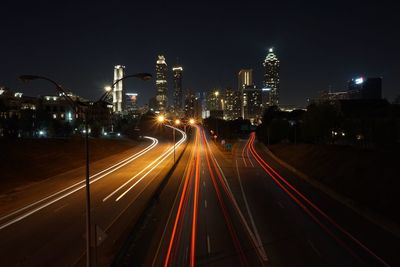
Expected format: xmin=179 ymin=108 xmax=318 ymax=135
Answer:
xmin=184 ymin=90 xmax=196 ymax=118
xmin=238 ymin=69 xmax=253 ymax=118
xmin=263 ymin=48 xmax=280 ymax=106
xmin=245 ymin=86 xmax=263 ymax=124
xmin=238 ymin=69 xmax=253 ymax=90
xmin=155 ymin=55 xmax=168 ymax=113
xmin=172 ymin=65 xmax=183 ymax=114
xmin=113 ymin=65 xmax=125 ymax=113
xmin=224 ymin=88 xmax=241 ymax=120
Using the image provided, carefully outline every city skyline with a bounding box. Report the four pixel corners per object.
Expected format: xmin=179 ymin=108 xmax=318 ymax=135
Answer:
xmin=2 ymin=1 xmax=399 ymax=107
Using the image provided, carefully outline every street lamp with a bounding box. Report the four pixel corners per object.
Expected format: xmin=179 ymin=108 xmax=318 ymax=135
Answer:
xmin=157 ymin=116 xmax=192 ymax=163
xmin=157 ymin=115 xmax=165 ymax=123
xmin=100 ymin=73 xmax=152 ymax=103
xmin=19 ymin=72 xmax=151 ymax=267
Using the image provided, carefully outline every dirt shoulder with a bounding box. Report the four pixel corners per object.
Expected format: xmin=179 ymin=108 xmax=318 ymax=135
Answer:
xmin=0 ymin=137 xmax=138 ymax=194
xmin=268 ymin=143 xmax=400 ymax=224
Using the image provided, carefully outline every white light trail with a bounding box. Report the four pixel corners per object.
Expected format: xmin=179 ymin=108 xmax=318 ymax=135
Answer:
xmin=0 ymin=136 xmax=158 ymax=231
xmin=103 ymin=126 xmax=186 ymax=202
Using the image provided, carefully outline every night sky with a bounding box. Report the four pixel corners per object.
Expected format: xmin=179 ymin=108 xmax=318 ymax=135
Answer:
xmin=2 ymin=0 xmax=399 ymax=106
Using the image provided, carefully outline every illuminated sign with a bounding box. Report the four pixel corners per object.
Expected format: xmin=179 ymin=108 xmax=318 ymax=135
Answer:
xmin=354 ymin=77 xmax=364 ymax=84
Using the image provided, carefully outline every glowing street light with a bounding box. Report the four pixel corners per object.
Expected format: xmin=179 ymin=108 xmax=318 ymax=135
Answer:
xmin=175 ymin=119 xmax=181 ymax=125
xmin=189 ymin=118 xmax=195 ymax=125
xmin=99 ymin=73 xmax=152 ymax=102
xmin=157 ymin=115 xmax=165 ymax=123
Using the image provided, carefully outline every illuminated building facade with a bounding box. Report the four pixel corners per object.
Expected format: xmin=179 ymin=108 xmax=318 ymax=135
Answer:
xmin=238 ymin=69 xmax=253 ymax=118
xmin=113 ymin=65 xmax=125 ymax=113
xmin=245 ymin=86 xmax=262 ymax=124
xmin=172 ymin=65 xmax=183 ymax=114
xmin=224 ymin=88 xmax=241 ymax=120
xmin=155 ymin=55 xmax=168 ymax=113
xmin=125 ymin=93 xmax=138 ymax=111
xmin=206 ymin=90 xmax=223 ymax=119
xmin=263 ymin=48 xmax=280 ymax=106
xmin=238 ymin=69 xmax=253 ymax=91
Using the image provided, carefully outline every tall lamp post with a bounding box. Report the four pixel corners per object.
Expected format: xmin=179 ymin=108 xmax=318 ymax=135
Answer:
xmin=19 ymin=72 xmax=151 ymax=267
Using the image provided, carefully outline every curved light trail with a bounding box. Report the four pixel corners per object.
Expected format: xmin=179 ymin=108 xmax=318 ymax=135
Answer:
xmin=103 ymin=126 xmax=187 ymax=202
xmin=0 ymin=136 xmax=158 ymax=231
xmin=247 ymin=132 xmax=390 ymax=267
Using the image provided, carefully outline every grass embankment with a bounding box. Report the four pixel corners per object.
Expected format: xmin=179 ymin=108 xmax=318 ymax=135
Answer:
xmin=0 ymin=137 xmax=137 ymax=194
xmin=269 ymin=144 xmax=400 ymax=224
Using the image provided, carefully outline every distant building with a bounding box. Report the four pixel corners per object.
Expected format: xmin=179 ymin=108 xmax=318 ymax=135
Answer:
xmin=184 ymin=90 xmax=201 ymax=119
xmin=113 ymin=65 xmax=125 ymax=113
xmin=0 ymin=87 xmax=93 ymax=137
xmin=317 ymin=77 xmax=382 ymax=103
xmin=263 ymin=48 xmax=280 ymax=107
xmin=238 ymin=69 xmax=253 ymax=118
xmin=243 ymin=85 xmax=262 ymax=124
xmin=261 ymin=87 xmax=271 ymax=108
xmin=155 ymin=55 xmax=168 ymax=113
xmin=172 ymin=65 xmax=183 ymax=114
xmin=348 ymin=77 xmax=382 ymax=100
xmin=148 ymin=96 xmax=158 ymax=112
xmin=224 ymin=88 xmax=241 ymax=120
xmin=125 ymin=93 xmax=138 ymax=112
xmin=0 ymin=87 xmax=37 ymax=120
xmin=238 ymin=69 xmax=253 ymax=91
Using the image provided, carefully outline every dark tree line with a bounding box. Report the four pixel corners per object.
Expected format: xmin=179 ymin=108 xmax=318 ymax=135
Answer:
xmin=257 ymin=100 xmax=400 ymax=148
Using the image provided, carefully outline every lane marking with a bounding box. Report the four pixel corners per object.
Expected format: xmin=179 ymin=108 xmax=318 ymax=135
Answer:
xmin=205 ymin=136 xmax=268 ymax=262
xmin=235 ymin=159 xmax=268 ymax=262
xmin=207 ymin=234 xmax=211 ymax=254
xmin=53 ymin=203 xmax=68 ymax=213
xmin=204 ymin=200 xmax=207 ymax=208
xmin=308 ymin=239 xmax=322 ymax=257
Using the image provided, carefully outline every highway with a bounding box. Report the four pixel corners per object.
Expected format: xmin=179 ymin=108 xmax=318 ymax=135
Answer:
xmin=120 ymin=127 xmax=399 ymax=267
xmin=1 ymin=124 xmax=399 ymax=267
xmin=0 ymin=127 xmax=187 ymax=267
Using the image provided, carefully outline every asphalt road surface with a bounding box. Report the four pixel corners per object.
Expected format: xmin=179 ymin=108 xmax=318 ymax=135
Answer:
xmin=2 ymin=125 xmax=398 ymax=267
xmin=0 ymin=127 xmax=187 ymax=267
xmin=121 ymin=127 xmax=399 ymax=267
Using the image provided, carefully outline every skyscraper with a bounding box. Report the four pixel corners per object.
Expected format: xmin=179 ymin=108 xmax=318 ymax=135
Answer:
xmin=155 ymin=55 xmax=168 ymax=113
xmin=238 ymin=69 xmax=253 ymax=118
xmin=113 ymin=65 xmax=125 ymax=113
xmin=224 ymin=88 xmax=241 ymax=120
xmin=263 ymin=48 xmax=280 ymax=106
xmin=172 ymin=65 xmax=183 ymax=114
xmin=238 ymin=69 xmax=253 ymax=91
